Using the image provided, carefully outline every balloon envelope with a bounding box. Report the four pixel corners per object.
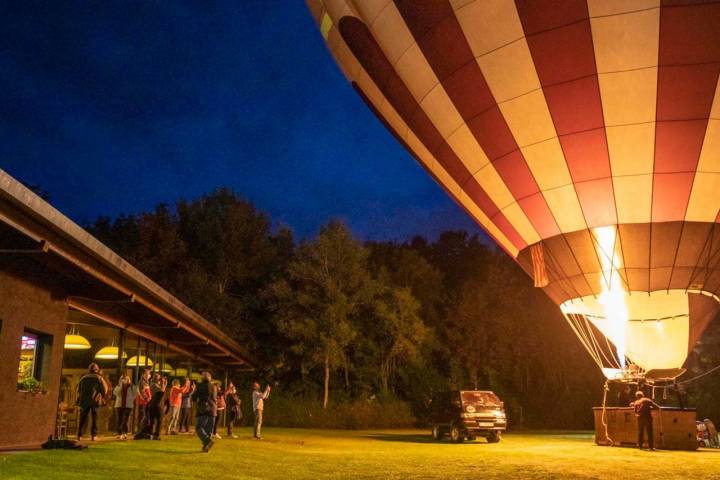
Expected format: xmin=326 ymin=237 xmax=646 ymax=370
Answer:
xmin=307 ymin=0 xmax=720 ymax=374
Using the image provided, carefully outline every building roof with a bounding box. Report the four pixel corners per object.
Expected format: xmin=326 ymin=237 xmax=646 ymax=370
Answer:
xmin=0 ymin=169 xmax=254 ymax=369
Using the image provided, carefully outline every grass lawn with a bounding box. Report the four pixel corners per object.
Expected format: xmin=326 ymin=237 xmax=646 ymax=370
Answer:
xmin=1 ymin=428 xmax=717 ymax=479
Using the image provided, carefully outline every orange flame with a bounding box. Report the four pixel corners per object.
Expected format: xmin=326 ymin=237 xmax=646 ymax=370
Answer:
xmin=594 ymin=226 xmax=628 ymax=368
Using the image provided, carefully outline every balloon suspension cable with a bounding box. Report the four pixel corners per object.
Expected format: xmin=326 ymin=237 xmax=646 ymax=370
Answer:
xmin=677 ymin=363 xmax=720 ymax=386
xmin=658 ymin=404 xmax=666 ymax=449
xmin=563 ymin=312 xmax=603 ymax=370
xmin=601 ymin=380 xmax=614 ymax=446
xmin=650 ymin=387 xmax=666 ymax=449
xmin=561 ymin=311 xmax=622 ymax=372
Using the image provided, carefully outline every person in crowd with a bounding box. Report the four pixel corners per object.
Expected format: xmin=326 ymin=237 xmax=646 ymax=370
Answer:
xmin=147 ymin=373 xmax=168 ymax=440
xmin=76 ymin=363 xmax=107 ymax=441
xmin=191 ymin=371 xmax=218 ymax=452
xmin=179 ymin=379 xmax=195 ymax=433
xmin=631 ymin=390 xmax=660 ymax=451
xmin=212 ymin=384 xmax=226 ymax=439
xmin=697 ymin=420 xmax=709 ymax=447
xmin=134 ymin=368 xmax=152 ymax=438
xmin=166 ymin=378 xmax=189 ymax=435
xmin=225 ymin=382 xmax=242 ymax=439
xmin=252 ymin=381 xmax=271 ymax=440
xmin=704 ymin=418 xmax=719 ymax=447
xmin=113 ymin=373 xmax=137 ymax=440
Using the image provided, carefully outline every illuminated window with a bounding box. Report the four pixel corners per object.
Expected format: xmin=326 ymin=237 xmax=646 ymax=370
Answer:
xmin=18 ymin=333 xmax=38 ymax=383
xmin=17 ymin=330 xmax=52 ymax=391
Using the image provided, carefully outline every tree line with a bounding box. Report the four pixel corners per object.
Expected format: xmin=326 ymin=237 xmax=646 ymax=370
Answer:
xmin=89 ymin=188 xmax=605 ymax=428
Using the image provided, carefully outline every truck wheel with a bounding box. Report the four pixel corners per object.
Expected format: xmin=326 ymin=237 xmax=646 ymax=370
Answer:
xmin=431 ymin=425 xmax=442 ymax=441
xmin=449 ymin=424 xmax=464 ymax=443
xmin=487 ymin=432 xmax=501 ymax=443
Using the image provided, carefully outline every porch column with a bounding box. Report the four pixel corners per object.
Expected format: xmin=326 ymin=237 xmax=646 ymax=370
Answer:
xmin=117 ymin=328 xmax=125 ymax=380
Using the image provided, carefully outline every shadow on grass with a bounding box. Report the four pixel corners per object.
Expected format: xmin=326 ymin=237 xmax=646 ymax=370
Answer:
xmin=361 ymin=433 xmax=434 ymax=444
xmin=362 ymin=433 xmax=481 ymax=444
xmin=695 ymin=448 xmax=720 ymax=453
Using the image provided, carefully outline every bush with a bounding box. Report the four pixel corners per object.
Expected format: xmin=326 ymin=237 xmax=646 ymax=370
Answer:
xmin=253 ymin=395 xmax=417 ymax=429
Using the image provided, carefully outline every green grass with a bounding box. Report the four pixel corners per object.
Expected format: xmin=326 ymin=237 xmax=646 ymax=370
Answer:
xmin=1 ymin=429 xmax=718 ymax=479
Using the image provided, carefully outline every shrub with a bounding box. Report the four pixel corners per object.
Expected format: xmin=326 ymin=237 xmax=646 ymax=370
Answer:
xmin=17 ymin=377 xmax=46 ymax=394
xmin=253 ymin=395 xmax=416 ymax=429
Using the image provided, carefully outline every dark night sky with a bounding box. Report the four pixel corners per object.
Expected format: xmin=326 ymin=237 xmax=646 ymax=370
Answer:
xmin=0 ymin=1 xmax=483 ymax=241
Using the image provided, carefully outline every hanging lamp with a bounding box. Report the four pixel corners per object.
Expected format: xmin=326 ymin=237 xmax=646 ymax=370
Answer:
xmin=94 ymin=344 xmax=128 ymax=360
xmin=64 ymin=325 xmax=91 ymax=350
xmin=126 ymin=355 xmax=153 ymax=367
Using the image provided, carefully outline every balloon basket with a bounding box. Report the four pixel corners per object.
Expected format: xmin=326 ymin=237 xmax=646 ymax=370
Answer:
xmin=593 ymin=406 xmax=698 ymax=450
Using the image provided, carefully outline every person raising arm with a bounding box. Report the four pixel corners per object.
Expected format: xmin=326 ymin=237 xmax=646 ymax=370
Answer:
xmin=251 ymin=382 xmax=271 ymax=440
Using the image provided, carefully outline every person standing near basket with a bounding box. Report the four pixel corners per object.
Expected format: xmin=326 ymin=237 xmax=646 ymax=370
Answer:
xmin=632 ymin=390 xmax=660 ymax=451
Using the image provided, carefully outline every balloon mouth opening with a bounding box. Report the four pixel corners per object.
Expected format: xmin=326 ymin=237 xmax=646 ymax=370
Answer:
xmin=561 ymin=289 xmax=719 ymax=375
xmin=600 ymin=367 xmax=688 ymax=382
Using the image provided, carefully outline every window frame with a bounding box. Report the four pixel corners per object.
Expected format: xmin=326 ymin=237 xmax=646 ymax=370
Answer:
xmin=17 ymin=328 xmax=53 ymax=391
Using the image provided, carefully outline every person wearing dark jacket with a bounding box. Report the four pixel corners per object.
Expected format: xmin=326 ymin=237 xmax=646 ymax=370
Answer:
xmin=135 ymin=369 xmax=152 ymax=438
xmin=179 ymin=380 xmax=195 ymax=433
xmin=225 ymin=382 xmax=242 ymax=439
xmin=191 ymin=371 xmax=218 ymax=452
xmin=76 ymin=363 xmax=107 ymax=441
xmin=632 ymin=390 xmax=660 ymax=450
xmin=147 ymin=373 xmax=167 ymax=440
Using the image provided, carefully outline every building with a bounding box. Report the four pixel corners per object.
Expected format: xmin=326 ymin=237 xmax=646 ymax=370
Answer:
xmin=0 ymin=169 xmax=253 ymax=450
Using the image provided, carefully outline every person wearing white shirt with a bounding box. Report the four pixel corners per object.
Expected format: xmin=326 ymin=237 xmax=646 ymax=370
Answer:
xmin=113 ymin=374 xmax=137 ymax=440
xmin=252 ymin=382 xmax=271 ymax=439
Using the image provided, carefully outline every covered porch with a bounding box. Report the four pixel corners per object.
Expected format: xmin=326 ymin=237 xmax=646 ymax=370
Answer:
xmin=0 ymin=170 xmax=253 ymax=448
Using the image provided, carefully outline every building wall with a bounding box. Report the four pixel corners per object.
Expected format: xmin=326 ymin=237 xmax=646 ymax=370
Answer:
xmin=0 ymin=258 xmax=68 ymax=450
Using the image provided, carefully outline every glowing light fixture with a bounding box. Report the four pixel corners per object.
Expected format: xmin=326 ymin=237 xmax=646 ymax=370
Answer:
xmin=174 ymin=368 xmax=188 ymax=377
xmin=160 ymin=362 xmax=174 ymax=373
xmin=64 ymin=326 xmax=91 ymax=350
xmin=94 ymin=345 xmax=128 ymax=360
xmin=126 ymin=355 xmax=153 ymax=367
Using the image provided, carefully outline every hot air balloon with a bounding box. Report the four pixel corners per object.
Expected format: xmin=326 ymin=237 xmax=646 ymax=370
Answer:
xmin=307 ymin=0 xmax=720 ymax=382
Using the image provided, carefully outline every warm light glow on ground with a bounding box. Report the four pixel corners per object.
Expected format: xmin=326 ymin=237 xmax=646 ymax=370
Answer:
xmin=0 ymin=429 xmax=713 ymax=479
